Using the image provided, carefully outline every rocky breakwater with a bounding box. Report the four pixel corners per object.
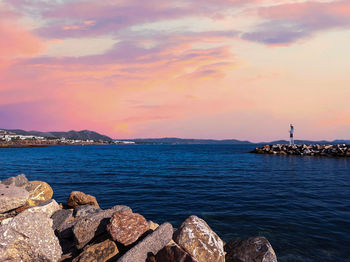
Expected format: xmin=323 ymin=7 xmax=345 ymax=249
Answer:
xmin=251 ymin=144 xmax=350 ymax=157
xmin=0 ymin=174 xmax=279 ymax=262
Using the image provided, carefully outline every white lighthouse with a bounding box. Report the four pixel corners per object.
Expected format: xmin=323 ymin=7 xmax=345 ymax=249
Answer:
xmin=289 ymin=124 xmax=294 ymax=146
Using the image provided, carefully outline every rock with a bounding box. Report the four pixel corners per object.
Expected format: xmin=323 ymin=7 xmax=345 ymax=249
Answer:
xmin=1 ymin=217 xmax=13 ymax=225
xmin=22 ymin=199 xmax=60 ymax=218
xmin=1 ymin=174 xmax=28 ymax=187
xmin=149 ymin=220 xmax=160 ymax=231
xmin=0 ymin=183 xmax=29 ymax=213
xmin=67 ymin=191 xmax=99 ymax=209
xmin=107 ymin=210 xmax=149 ymax=246
xmin=72 ymin=239 xmax=119 ymax=262
xmin=118 ymin=222 xmax=173 ymax=262
xmin=0 ymin=210 xmax=17 ymax=223
xmin=174 ymin=215 xmax=225 ymax=262
xmin=155 ymin=243 xmax=197 ymax=262
xmin=25 ymin=180 xmax=53 ymax=206
xmin=0 ymin=212 xmax=62 ymax=261
xmin=52 ymin=209 xmax=74 ymax=232
xmin=225 ymin=236 xmax=278 ymax=262
xmin=73 ymin=205 xmax=101 ymax=218
xmin=73 ymin=205 xmax=131 ymax=249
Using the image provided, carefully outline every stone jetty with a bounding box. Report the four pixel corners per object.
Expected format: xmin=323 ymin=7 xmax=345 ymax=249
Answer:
xmin=0 ymin=174 xmax=278 ymax=262
xmin=251 ymin=144 xmax=350 ymax=157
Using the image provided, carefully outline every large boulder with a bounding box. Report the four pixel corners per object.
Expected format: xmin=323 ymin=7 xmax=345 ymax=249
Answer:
xmin=0 ymin=212 xmax=62 ymax=261
xmin=73 ymin=205 xmax=131 ymax=249
xmin=225 ymin=236 xmax=278 ymax=262
xmin=52 ymin=209 xmax=75 ymax=237
xmin=21 ymin=199 xmax=60 ymax=218
xmin=174 ymin=215 xmax=225 ymax=262
xmin=72 ymin=239 xmax=119 ymax=262
xmin=0 ymin=183 xmax=29 ymax=213
xmin=67 ymin=191 xmax=99 ymax=209
xmin=107 ymin=210 xmax=149 ymax=246
xmin=1 ymin=174 xmax=28 ymax=187
xmin=25 ymin=181 xmax=53 ymax=206
xmin=155 ymin=243 xmax=197 ymax=262
xmin=118 ymin=222 xmax=173 ymax=262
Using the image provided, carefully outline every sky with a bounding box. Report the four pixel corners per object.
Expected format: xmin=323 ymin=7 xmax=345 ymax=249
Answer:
xmin=0 ymin=0 xmax=350 ymax=141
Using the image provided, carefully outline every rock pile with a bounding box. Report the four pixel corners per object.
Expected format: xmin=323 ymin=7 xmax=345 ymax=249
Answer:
xmin=0 ymin=174 xmax=279 ymax=262
xmin=251 ymin=144 xmax=350 ymax=157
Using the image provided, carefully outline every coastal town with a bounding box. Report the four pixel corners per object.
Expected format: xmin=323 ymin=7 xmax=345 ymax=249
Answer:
xmin=0 ymin=130 xmax=135 ymax=147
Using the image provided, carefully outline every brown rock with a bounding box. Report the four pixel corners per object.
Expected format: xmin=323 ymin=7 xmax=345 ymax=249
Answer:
xmin=225 ymin=236 xmax=278 ymax=262
xmin=0 ymin=212 xmax=62 ymax=261
xmin=1 ymin=174 xmax=28 ymax=187
xmin=107 ymin=210 xmax=149 ymax=245
xmin=25 ymin=180 xmax=53 ymax=206
xmin=67 ymin=191 xmax=99 ymax=209
xmin=174 ymin=215 xmax=225 ymax=262
xmin=118 ymin=222 xmax=173 ymax=262
xmin=155 ymin=243 xmax=198 ymax=262
xmin=72 ymin=239 xmax=119 ymax=262
xmin=0 ymin=183 xmax=29 ymax=213
xmin=73 ymin=205 xmax=131 ymax=249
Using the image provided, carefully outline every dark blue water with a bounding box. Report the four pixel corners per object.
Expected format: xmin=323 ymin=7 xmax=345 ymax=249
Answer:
xmin=0 ymin=145 xmax=349 ymax=261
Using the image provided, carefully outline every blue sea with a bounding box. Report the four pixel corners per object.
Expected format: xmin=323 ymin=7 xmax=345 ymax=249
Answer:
xmin=0 ymin=144 xmax=349 ymax=261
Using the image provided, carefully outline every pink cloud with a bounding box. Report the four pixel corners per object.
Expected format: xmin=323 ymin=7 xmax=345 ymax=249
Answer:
xmin=243 ymin=0 xmax=350 ymax=44
xmin=0 ymin=6 xmax=44 ymax=70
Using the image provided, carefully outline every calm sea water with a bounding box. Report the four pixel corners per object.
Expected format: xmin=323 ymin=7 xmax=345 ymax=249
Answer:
xmin=0 ymin=144 xmax=349 ymax=261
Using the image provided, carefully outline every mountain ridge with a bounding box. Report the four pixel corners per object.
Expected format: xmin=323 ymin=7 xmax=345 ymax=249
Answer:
xmin=1 ymin=129 xmax=113 ymax=141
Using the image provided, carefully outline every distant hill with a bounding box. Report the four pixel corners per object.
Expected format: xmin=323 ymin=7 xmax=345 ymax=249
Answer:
xmin=120 ymin=138 xmax=350 ymax=145
xmin=120 ymin=137 xmax=252 ymax=144
xmin=2 ymin=129 xmax=113 ymax=141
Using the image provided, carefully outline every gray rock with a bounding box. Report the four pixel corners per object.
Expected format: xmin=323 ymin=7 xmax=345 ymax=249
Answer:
xmin=0 ymin=183 xmax=29 ymax=213
xmin=1 ymin=174 xmax=28 ymax=187
xmin=0 ymin=212 xmax=62 ymax=261
xmin=73 ymin=205 xmax=101 ymax=218
xmin=225 ymin=236 xmax=278 ymax=262
xmin=22 ymin=199 xmax=61 ymax=218
xmin=118 ymin=222 xmax=173 ymax=262
xmin=52 ymin=209 xmax=75 ymax=239
xmin=73 ymin=205 xmax=131 ymax=249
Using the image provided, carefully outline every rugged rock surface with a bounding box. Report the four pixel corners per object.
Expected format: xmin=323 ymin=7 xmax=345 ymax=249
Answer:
xmin=107 ymin=210 xmax=149 ymax=245
xmin=22 ymin=199 xmax=60 ymax=217
xmin=118 ymin=222 xmax=173 ymax=262
xmin=73 ymin=205 xmax=101 ymax=218
xmin=1 ymin=174 xmax=28 ymax=187
xmin=68 ymin=191 xmax=99 ymax=209
xmin=252 ymin=144 xmax=350 ymax=157
xmin=225 ymin=236 xmax=278 ymax=262
xmin=154 ymin=243 xmax=197 ymax=262
xmin=52 ymin=209 xmax=75 ymax=237
xmin=174 ymin=215 xmax=225 ymax=262
xmin=0 ymin=212 xmax=62 ymax=261
xmin=72 ymin=239 xmax=119 ymax=262
xmin=73 ymin=205 xmax=131 ymax=249
xmin=25 ymin=180 xmax=53 ymax=206
xmin=0 ymin=183 xmax=29 ymax=213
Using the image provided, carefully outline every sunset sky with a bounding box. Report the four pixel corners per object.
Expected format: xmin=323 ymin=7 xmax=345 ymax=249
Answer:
xmin=1 ymin=0 xmax=350 ymax=141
